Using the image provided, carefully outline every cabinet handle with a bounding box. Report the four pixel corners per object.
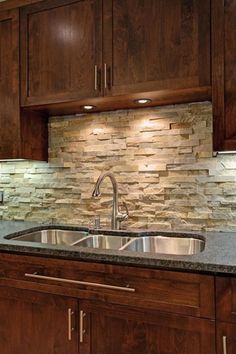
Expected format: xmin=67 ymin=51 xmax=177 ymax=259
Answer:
xmin=25 ymin=273 xmax=135 ymax=292
xmin=94 ymin=65 xmax=98 ymax=91
xmin=104 ymin=63 xmax=107 ymax=89
xmin=68 ymin=308 xmax=74 ymax=341
xmin=79 ymin=310 xmax=86 ymax=343
xmin=223 ymin=336 xmax=227 ymax=354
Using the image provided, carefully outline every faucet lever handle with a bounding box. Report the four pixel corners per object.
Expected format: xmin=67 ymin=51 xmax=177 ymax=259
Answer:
xmin=118 ymin=201 xmax=129 ymax=220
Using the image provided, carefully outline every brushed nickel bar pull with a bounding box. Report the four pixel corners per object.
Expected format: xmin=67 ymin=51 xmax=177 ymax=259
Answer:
xmin=68 ymin=308 xmax=74 ymax=341
xmin=94 ymin=65 xmax=98 ymax=90
xmin=79 ymin=310 xmax=86 ymax=343
xmin=223 ymin=336 xmax=227 ymax=354
xmin=25 ymin=273 xmax=135 ymax=292
xmin=104 ymin=63 xmax=107 ymax=89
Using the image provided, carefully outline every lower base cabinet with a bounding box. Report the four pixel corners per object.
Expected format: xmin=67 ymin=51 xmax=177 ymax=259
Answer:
xmin=0 ymin=288 xmax=216 ymax=354
xmin=0 ymin=253 xmax=222 ymax=354
xmin=217 ymin=323 xmax=236 ymax=354
xmin=81 ymin=301 xmax=215 ymax=354
xmin=0 ymin=287 xmax=78 ymax=354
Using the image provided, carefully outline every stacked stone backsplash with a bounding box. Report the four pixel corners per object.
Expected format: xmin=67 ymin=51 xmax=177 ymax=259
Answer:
xmin=1 ymin=101 xmax=236 ymax=231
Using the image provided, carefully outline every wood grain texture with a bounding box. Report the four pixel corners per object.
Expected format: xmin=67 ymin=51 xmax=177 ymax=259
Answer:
xmin=216 ymin=276 xmax=236 ymax=323
xmin=0 ymin=0 xmax=45 ymax=11
xmin=103 ymin=0 xmax=211 ymax=97
xmin=82 ymin=300 xmax=215 ymax=354
xmin=21 ymin=0 xmax=103 ymax=106
xmin=212 ymin=0 xmax=236 ymax=151
xmin=0 ymin=252 xmax=215 ymax=319
xmin=217 ymin=322 xmax=236 ymax=354
xmin=20 ymin=109 xmax=48 ymax=161
xmin=0 ymin=9 xmax=21 ymax=159
xmin=23 ymin=86 xmax=211 ymax=116
xmin=0 ymin=9 xmax=48 ymax=161
xmin=0 ymin=286 xmax=78 ymax=354
xmin=224 ymin=0 xmax=236 ymax=141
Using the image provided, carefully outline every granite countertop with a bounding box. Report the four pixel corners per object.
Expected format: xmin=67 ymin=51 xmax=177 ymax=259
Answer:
xmin=0 ymin=220 xmax=236 ymax=275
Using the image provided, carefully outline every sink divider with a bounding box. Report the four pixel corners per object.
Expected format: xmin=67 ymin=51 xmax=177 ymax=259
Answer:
xmin=119 ymin=238 xmax=138 ymax=251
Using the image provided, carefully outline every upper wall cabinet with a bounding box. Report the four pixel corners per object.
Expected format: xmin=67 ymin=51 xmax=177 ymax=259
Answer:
xmin=20 ymin=0 xmax=103 ymax=107
xmin=18 ymin=0 xmax=211 ymax=114
xmin=212 ymin=0 xmax=236 ymax=152
xmin=0 ymin=8 xmax=48 ymax=161
xmin=103 ymin=0 xmax=211 ymax=98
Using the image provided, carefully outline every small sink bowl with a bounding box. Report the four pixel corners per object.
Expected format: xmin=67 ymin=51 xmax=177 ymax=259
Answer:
xmin=11 ymin=229 xmax=89 ymax=246
xmin=121 ymin=236 xmax=205 ymax=255
xmin=75 ymin=235 xmax=131 ymax=250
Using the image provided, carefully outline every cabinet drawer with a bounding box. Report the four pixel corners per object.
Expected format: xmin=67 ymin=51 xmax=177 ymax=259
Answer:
xmin=216 ymin=276 xmax=236 ymax=323
xmin=0 ymin=253 xmax=214 ymax=318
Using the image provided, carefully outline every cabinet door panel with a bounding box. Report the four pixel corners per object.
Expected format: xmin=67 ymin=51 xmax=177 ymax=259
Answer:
xmin=0 ymin=9 xmax=21 ymax=159
xmin=103 ymin=0 xmax=210 ymax=96
xmin=0 ymin=286 xmax=78 ymax=354
xmin=82 ymin=302 xmax=215 ymax=354
xmin=212 ymin=0 xmax=236 ymax=151
xmin=21 ymin=0 xmax=102 ymax=106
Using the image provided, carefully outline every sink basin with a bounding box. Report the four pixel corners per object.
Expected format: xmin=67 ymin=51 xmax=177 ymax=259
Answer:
xmin=9 ymin=229 xmax=205 ymax=255
xmin=74 ymin=235 xmax=131 ymax=250
xmin=11 ymin=229 xmax=89 ymax=246
xmin=121 ymin=236 xmax=205 ymax=255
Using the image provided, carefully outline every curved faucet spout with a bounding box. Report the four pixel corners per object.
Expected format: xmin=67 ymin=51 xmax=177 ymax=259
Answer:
xmin=92 ymin=172 xmax=128 ymax=230
xmin=92 ymin=172 xmax=118 ymax=199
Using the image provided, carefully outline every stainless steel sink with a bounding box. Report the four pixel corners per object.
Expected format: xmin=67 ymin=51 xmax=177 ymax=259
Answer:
xmin=74 ymin=235 xmax=131 ymax=250
xmin=9 ymin=229 xmax=205 ymax=255
xmin=11 ymin=229 xmax=89 ymax=246
xmin=121 ymin=236 xmax=205 ymax=255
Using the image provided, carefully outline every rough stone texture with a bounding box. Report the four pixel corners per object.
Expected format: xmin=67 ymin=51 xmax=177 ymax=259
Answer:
xmin=1 ymin=101 xmax=236 ymax=232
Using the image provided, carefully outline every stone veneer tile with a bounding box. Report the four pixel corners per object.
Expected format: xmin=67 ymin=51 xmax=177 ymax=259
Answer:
xmin=1 ymin=101 xmax=236 ymax=232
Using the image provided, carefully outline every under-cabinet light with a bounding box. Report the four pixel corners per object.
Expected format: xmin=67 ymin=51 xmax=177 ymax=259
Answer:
xmin=134 ymin=99 xmax=152 ymax=105
xmin=81 ymin=105 xmax=96 ymax=111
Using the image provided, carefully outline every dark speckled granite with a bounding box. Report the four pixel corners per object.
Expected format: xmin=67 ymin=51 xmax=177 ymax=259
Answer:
xmin=1 ymin=221 xmax=236 ymax=275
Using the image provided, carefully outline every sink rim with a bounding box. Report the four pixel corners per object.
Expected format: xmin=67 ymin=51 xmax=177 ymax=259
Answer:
xmin=4 ymin=227 xmax=206 ymax=256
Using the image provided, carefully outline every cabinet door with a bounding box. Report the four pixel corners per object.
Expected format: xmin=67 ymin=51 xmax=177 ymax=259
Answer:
xmin=0 ymin=286 xmax=78 ymax=354
xmin=217 ymin=322 xmax=236 ymax=354
xmin=21 ymin=0 xmax=102 ymax=106
xmin=0 ymin=9 xmax=21 ymax=159
xmin=103 ymin=0 xmax=211 ymax=98
xmin=212 ymin=0 xmax=236 ymax=151
xmin=80 ymin=301 xmax=215 ymax=354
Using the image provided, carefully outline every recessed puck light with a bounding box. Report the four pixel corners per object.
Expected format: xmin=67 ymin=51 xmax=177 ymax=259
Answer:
xmin=81 ymin=105 xmax=96 ymax=111
xmin=134 ymin=99 xmax=152 ymax=105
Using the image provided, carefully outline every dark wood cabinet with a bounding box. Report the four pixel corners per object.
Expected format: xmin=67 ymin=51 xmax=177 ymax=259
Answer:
xmin=216 ymin=276 xmax=236 ymax=323
xmin=0 ymin=286 xmax=78 ymax=354
xmin=0 ymin=9 xmax=48 ymax=161
xmin=81 ymin=301 xmax=215 ymax=354
xmin=216 ymin=277 xmax=236 ymax=354
xmin=103 ymin=0 xmax=211 ymax=98
xmin=21 ymin=0 xmax=103 ymax=107
xmin=0 ymin=252 xmax=217 ymax=354
xmin=217 ymin=322 xmax=236 ymax=354
xmin=212 ymin=0 xmax=236 ymax=151
xmin=17 ymin=0 xmax=211 ymax=115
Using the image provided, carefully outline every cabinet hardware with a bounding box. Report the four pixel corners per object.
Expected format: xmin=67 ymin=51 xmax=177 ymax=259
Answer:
xmin=94 ymin=65 xmax=98 ymax=91
xmin=68 ymin=308 xmax=74 ymax=341
xmin=25 ymin=273 xmax=136 ymax=292
xmin=79 ymin=310 xmax=86 ymax=343
xmin=223 ymin=336 xmax=227 ymax=354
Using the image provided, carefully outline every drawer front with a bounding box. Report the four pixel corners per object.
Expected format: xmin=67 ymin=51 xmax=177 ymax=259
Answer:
xmin=216 ymin=276 xmax=236 ymax=323
xmin=0 ymin=253 xmax=215 ymax=318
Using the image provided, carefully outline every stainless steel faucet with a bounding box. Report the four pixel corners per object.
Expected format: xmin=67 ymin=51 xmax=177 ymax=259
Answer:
xmin=92 ymin=172 xmax=129 ymax=230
